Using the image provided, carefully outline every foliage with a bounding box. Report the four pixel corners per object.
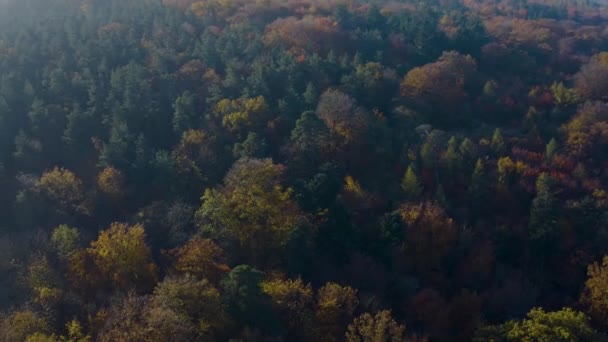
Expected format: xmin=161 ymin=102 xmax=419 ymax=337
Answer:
xmin=197 ymin=158 xmax=307 ymax=266
xmin=401 ymin=165 xmax=423 ymax=200
xmin=96 ymin=167 xmax=126 ymax=200
xmin=50 ymin=224 xmax=80 ymax=260
xmin=345 ymin=310 xmax=407 ymax=342
xmin=261 ymin=277 xmax=315 ymax=339
xmin=582 ymin=256 xmax=608 ymax=327
xmin=474 ymin=307 xmax=604 ymax=342
xmin=315 ymin=282 xmax=359 ymax=342
xmin=37 ymin=167 xmax=87 ymax=214
xmin=88 ymin=222 xmax=158 ymax=291
xmin=168 ymin=236 xmax=230 ymax=283
xmin=0 ymin=310 xmax=50 ymax=342
xmin=2 ymin=0 xmax=608 ymax=339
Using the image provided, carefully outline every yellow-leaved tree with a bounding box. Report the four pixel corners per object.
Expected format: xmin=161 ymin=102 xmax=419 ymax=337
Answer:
xmin=88 ymin=222 xmax=158 ymax=292
xmin=197 ymin=158 xmax=309 ymax=267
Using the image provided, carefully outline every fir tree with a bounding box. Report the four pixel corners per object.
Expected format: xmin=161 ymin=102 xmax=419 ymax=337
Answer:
xmin=401 ymin=165 xmax=423 ymax=200
xmin=546 ymin=138 xmax=558 ymax=163
xmin=469 ymin=158 xmax=489 ymax=218
xmin=529 ymin=173 xmax=559 ymax=245
xmin=491 ymin=128 xmax=506 ymax=155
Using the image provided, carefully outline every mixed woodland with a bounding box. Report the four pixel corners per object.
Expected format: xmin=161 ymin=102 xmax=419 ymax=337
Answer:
xmin=2 ymin=0 xmax=608 ymax=340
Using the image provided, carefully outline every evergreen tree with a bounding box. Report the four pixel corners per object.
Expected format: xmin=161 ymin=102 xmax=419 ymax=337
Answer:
xmin=420 ymin=140 xmax=436 ymax=169
xmin=233 ymin=133 xmax=268 ymax=159
xmin=469 ymin=158 xmax=489 ymax=219
xmin=529 ymin=173 xmax=559 ymax=247
xmin=401 ymin=165 xmax=423 ymax=200
xmin=491 ymin=128 xmax=506 ymax=155
xmin=546 ymin=138 xmax=558 ymax=163
xmin=303 ymin=82 xmax=318 ymax=108
xmin=435 ymin=183 xmax=448 ymax=208
xmin=172 ymin=91 xmax=199 ymax=134
xmin=443 ymin=136 xmax=462 ymax=176
xmin=459 ymin=137 xmax=477 ymax=168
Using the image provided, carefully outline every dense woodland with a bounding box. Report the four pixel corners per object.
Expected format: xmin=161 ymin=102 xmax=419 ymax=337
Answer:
xmin=3 ymin=0 xmax=608 ymax=340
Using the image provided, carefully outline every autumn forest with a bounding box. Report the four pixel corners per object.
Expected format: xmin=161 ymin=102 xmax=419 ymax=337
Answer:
xmin=2 ymin=0 xmax=608 ymax=340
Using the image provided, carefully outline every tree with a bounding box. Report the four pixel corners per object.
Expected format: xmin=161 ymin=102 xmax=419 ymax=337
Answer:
xmin=303 ymin=82 xmax=318 ymax=108
xmin=316 ymin=89 xmax=369 ymax=143
xmin=497 ymin=156 xmax=516 ymax=190
xmin=173 ymin=129 xmax=226 ymax=196
xmin=491 ymin=128 xmax=506 ymax=155
xmin=63 ymin=320 xmax=90 ymax=342
xmin=401 ymin=165 xmax=423 ymax=200
xmin=563 ymin=102 xmax=608 ymax=158
xmin=315 ymin=282 xmax=359 ymax=342
xmin=528 ymin=173 xmax=559 ymax=247
xmin=27 ymin=255 xmax=62 ymax=306
xmin=440 ymin=12 xmax=487 ymax=57
xmin=289 ymin=111 xmax=331 ymax=170
xmin=399 ymin=202 xmax=457 ymax=275
xmin=420 ymin=139 xmax=437 ymax=170
xmin=261 ymin=278 xmax=314 ymax=339
xmin=341 ymin=62 xmax=399 ymax=110
xmin=550 ymin=82 xmax=579 ymax=108
xmin=168 ymin=237 xmax=229 ymax=283
xmin=263 ymin=16 xmax=343 ymax=54
xmin=172 ymin=91 xmax=199 ymax=134
xmin=96 ymin=166 xmax=126 ymax=201
xmin=88 ymin=222 xmax=158 ymax=292
xmin=459 ymin=138 xmax=477 ymax=164
xmin=221 ymin=265 xmax=278 ymax=334
xmin=345 ymin=310 xmax=407 ymax=342
xmin=546 ymin=138 xmax=558 ymax=163
xmin=96 ymin=294 xmax=149 ymax=342
xmin=442 ymin=136 xmax=462 ymax=176
xmin=0 ymin=310 xmax=50 ymax=342
xmin=214 ymin=96 xmax=271 ymax=137
xmin=62 ymin=104 xmax=95 ymax=157
xmin=233 ymin=132 xmax=268 ymax=159
xmin=574 ymin=52 xmax=608 ymax=101
xmin=582 ymin=256 xmax=608 ymax=326
xmin=37 ymin=167 xmax=87 ymax=214
xmin=197 ymin=159 xmax=308 ymax=266
xmin=469 ymin=158 xmax=490 ymax=218
xmin=147 ymin=275 xmax=229 ymax=340
xmin=400 ymin=51 xmax=477 ymax=125
xmin=99 ymin=119 xmax=133 ymax=170
xmin=474 ymin=307 xmax=604 ymax=342
xmin=50 ymin=224 xmax=80 ymax=260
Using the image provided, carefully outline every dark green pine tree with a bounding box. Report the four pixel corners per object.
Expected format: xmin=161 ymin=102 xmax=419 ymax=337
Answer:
xmin=469 ymin=158 xmax=490 ymax=219
xmin=529 ymin=173 xmax=559 ymax=248
xmin=233 ymin=133 xmax=268 ymax=159
xmin=99 ymin=119 xmax=132 ymax=169
xmin=221 ymin=265 xmax=279 ymax=334
xmin=172 ymin=91 xmax=199 ymax=135
xmin=303 ymin=82 xmax=318 ymax=109
xmin=435 ymin=183 xmax=448 ymax=208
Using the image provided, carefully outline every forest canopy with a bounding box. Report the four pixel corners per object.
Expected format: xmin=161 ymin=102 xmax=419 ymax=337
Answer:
xmin=2 ymin=0 xmax=608 ymax=340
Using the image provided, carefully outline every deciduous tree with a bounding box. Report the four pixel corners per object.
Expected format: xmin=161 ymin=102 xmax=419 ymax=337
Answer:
xmin=582 ymin=256 xmax=608 ymax=327
xmin=197 ymin=159 xmax=308 ymax=266
xmin=315 ymin=282 xmax=359 ymax=342
xmin=88 ymin=222 xmax=158 ymax=292
xmin=345 ymin=310 xmax=407 ymax=342
xmin=168 ymin=237 xmax=229 ymax=283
